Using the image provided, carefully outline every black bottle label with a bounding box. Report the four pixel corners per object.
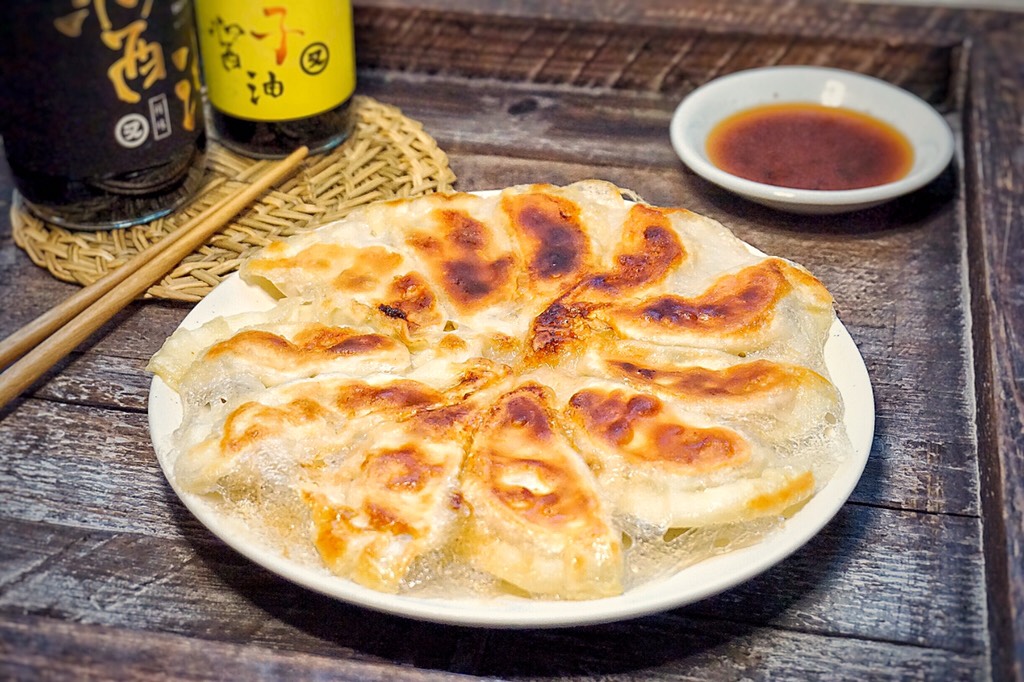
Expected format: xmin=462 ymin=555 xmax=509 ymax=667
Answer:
xmin=0 ymin=1 xmax=204 ymax=179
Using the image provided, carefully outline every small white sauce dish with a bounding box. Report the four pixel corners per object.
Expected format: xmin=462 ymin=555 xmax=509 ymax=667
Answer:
xmin=669 ymin=66 xmax=955 ymax=214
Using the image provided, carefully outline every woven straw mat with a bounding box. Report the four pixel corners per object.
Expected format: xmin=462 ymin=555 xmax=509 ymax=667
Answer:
xmin=11 ymin=96 xmax=457 ymax=302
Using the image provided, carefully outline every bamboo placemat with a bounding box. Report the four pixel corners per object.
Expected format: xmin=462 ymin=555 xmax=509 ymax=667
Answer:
xmin=11 ymin=96 xmax=456 ymax=302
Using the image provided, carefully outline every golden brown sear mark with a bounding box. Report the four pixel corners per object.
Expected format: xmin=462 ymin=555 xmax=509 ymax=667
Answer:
xmin=361 ymin=446 xmax=445 ymax=495
xmin=330 ymin=247 xmax=405 ymax=293
xmin=486 ymin=455 xmax=590 ymax=526
xmin=306 ymin=497 xmax=417 ymax=561
xmin=625 ymin=259 xmax=793 ymax=334
xmin=502 ymin=192 xmax=589 ymax=282
xmin=746 ymin=471 xmax=815 ymax=514
xmin=408 ymin=209 xmax=516 ymax=309
xmin=584 ymin=204 xmax=685 ymax=295
xmin=472 ymin=384 xmax=603 ymax=528
xmin=206 ymin=327 xmax=402 ymax=363
xmin=377 ymin=272 xmax=443 ymax=332
xmin=567 ymin=388 xmax=750 ymax=472
xmin=245 ymin=242 xmax=346 ymax=279
xmin=606 ymin=358 xmax=811 ymax=399
xmin=527 ymin=298 xmax=598 ymax=359
xmin=330 ymin=380 xmax=444 ymax=416
xmin=220 ymin=398 xmax=330 ymax=454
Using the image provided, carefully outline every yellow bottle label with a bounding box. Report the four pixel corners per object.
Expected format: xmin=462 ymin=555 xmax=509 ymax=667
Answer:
xmin=195 ymin=1 xmax=355 ymax=121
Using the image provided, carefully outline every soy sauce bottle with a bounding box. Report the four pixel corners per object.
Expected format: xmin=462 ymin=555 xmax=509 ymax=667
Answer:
xmin=0 ymin=1 xmax=207 ymax=230
xmin=193 ymin=0 xmax=356 ymax=158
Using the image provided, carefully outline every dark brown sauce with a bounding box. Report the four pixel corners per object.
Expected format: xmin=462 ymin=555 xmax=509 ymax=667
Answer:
xmin=210 ymin=100 xmax=353 ymax=159
xmin=706 ymin=103 xmax=914 ymax=191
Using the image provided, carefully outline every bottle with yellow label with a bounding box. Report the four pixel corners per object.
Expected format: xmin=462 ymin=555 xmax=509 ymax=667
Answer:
xmin=194 ymin=0 xmax=356 ymax=158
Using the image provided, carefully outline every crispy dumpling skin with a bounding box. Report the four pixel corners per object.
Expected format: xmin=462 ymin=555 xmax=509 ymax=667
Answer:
xmin=241 ymin=218 xmax=450 ymax=345
xmin=457 ymin=383 xmax=623 ymax=599
xmin=154 ymin=180 xmax=853 ymax=601
xmin=159 ymin=321 xmax=412 ymax=426
xmin=148 ymin=297 xmax=315 ymax=392
xmin=563 ymin=380 xmax=818 ymax=530
xmin=173 ymin=375 xmax=447 ymax=495
xmin=597 ymin=258 xmax=835 ymax=362
xmin=573 ymin=336 xmax=846 ymax=447
xmin=148 ymin=296 xmax=413 ymax=404
xmin=301 ymin=407 xmax=470 ymax=592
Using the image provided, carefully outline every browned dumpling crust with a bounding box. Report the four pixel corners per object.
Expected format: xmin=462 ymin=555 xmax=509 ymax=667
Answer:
xmin=150 ymin=180 xmax=851 ymax=600
xmin=458 ymin=383 xmax=623 ymax=598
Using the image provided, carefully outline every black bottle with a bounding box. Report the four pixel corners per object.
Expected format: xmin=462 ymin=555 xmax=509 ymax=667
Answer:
xmin=0 ymin=1 xmax=207 ymax=230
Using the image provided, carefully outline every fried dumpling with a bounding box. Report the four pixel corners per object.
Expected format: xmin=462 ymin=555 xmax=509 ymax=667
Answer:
xmin=301 ymin=407 xmax=469 ymax=592
xmin=158 ymin=321 xmax=411 ymax=426
xmin=575 ymin=336 xmax=846 ymax=447
xmin=152 ymin=180 xmax=854 ymax=602
xmin=148 ymin=297 xmax=315 ymax=391
xmin=563 ymin=380 xmax=818 ymax=530
xmin=172 ymin=374 xmax=447 ymax=494
xmin=242 ymin=233 xmax=449 ymax=344
xmin=598 ymin=258 xmax=835 ymax=364
xmin=457 ymin=383 xmax=623 ymax=599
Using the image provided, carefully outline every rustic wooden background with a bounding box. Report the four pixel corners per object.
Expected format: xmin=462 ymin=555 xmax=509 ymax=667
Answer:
xmin=1 ymin=0 xmax=1021 ymax=679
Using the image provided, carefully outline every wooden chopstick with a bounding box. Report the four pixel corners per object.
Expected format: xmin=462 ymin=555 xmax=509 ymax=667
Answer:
xmin=0 ymin=178 xmax=233 ymax=370
xmin=0 ymin=145 xmax=309 ymax=411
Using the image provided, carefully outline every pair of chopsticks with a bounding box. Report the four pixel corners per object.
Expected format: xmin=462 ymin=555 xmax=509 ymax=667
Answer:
xmin=0 ymin=145 xmax=309 ymax=411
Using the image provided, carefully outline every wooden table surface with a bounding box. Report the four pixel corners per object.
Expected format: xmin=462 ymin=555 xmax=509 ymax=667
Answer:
xmin=2 ymin=0 xmax=1022 ymax=679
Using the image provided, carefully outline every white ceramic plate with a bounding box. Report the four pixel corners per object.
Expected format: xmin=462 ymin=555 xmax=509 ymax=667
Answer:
xmin=669 ymin=66 xmax=954 ymax=214
xmin=148 ymin=222 xmax=874 ymax=629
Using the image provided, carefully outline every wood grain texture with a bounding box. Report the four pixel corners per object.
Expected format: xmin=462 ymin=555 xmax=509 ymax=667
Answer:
xmin=0 ymin=510 xmax=988 ymax=678
xmin=0 ymin=614 xmax=467 ymax=682
xmin=1 ymin=0 xmax=1022 ymax=678
xmin=964 ymin=30 xmax=1024 ymax=681
xmin=356 ymin=0 xmax=975 ymax=43
xmin=0 ymin=610 xmax=986 ymax=681
xmin=0 ymin=504 xmax=988 ymax=653
xmin=354 ymin=4 xmax=960 ymax=104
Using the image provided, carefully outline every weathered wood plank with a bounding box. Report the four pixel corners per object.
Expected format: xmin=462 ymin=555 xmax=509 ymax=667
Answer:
xmin=29 ymin=353 xmax=152 ymax=410
xmin=0 ymin=404 xmax=187 ymax=537
xmin=0 ymin=523 xmax=465 ymax=672
xmin=964 ymin=30 xmax=1024 ymax=682
xmin=0 ymin=244 xmax=83 ymax=341
xmin=0 ymin=606 xmax=986 ymax=681
xmin=355 ymin=68 xmax=959 ymax=173
xmin=466 ymin=618 xmax=986 ymax=680
xmin=353 ymin=0 xmax=969 ymax=97
xmin=355 ymin=0 xmax=1024 ymax=43
xmin=0 ymin=614 xmax=468 ymax=682
xmin=0 ymin=498 xmax=986 ymax=656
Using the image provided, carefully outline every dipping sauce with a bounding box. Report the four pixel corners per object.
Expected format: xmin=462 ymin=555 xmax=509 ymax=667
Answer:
xmin=705 ymin=102 xmax=914 ymax=191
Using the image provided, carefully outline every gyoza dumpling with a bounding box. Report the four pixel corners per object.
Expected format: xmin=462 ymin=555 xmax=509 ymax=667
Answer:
xmin=153 ymin=319 xmax=412 ymax=426
xmin=241 ymin=224 xmax=449 ymax=345
xmin=576 ymin=336 xmax=846 ymax=450
xmin=597 ymin=258 xmax=835 ymax=366
xmin=172 ymin=374 xmax=446 ymax=495
xmin=563 ymin=380 xmax=817 ymax=531
xmin=301 ymin=405 xmax=470 ymax=592
xmin=457 ymin=382 xmax=623 ymax=599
